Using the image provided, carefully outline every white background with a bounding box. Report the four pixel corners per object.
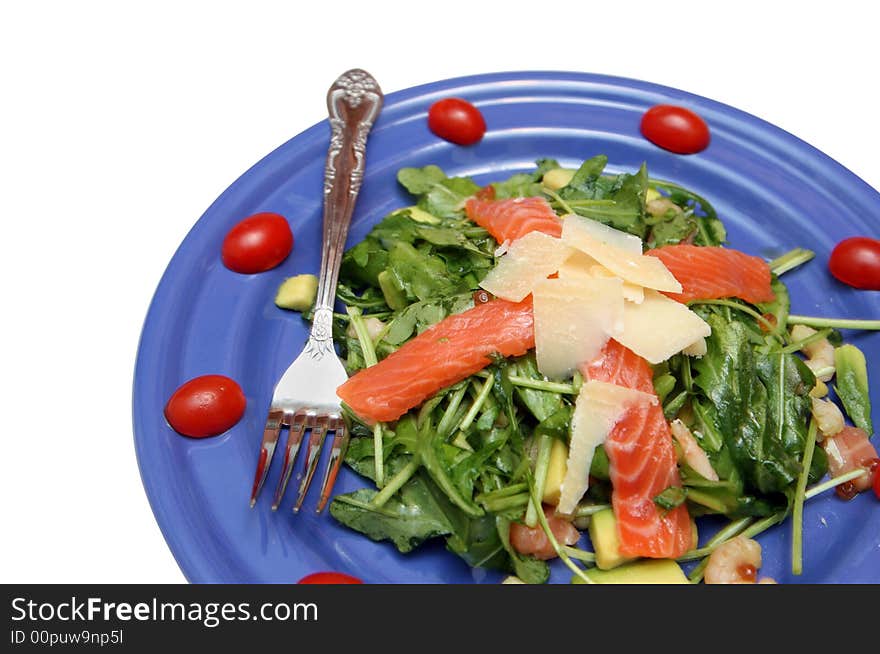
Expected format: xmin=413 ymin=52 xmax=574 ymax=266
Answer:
xmin=1 ymin=1 xmax=877 ymax=583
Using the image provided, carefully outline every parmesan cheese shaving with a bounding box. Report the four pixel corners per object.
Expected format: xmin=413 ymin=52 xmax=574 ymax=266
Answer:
xmin=561 ymin=214 xmax=682 ymax=293
xmin=557 ymin=251 xmax=645 ymax=303
xmin=557 ymin=380 xmax=657 ymax=515
xmin=532 ymin=276 xmax=624 ymax=380
xmin=614 ymin=290 xmax=712 ymax=364
xmin=479 ymin=231 xmax=572 ymax=302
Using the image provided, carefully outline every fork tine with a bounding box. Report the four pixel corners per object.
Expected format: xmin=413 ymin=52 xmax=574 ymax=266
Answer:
xmin=249 ymin=409 xmax=285 ymax=507
xmin=293 ymin=415 xmax=329 ymax=513
xmin=270 ymin=410 xmax=309 ymax=510
xmin=315 ymin=417 xmax=349 ymax=513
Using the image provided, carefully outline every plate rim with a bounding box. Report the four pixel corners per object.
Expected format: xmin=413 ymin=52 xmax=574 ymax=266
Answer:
xmin=132 ymin=69 xmax=880 ymax=584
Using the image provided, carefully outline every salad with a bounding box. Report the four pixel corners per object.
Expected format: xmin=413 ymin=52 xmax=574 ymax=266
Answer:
xmin=322 ymin=155 xmax=877 ymax=584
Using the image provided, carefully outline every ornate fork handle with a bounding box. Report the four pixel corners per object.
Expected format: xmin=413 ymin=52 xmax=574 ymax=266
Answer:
xmin=307 ymin=69 xmax=384 ymax=357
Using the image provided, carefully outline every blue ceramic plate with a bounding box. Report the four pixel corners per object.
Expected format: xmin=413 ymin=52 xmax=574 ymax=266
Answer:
xmin=133 ymin=71 xmax=879 ymax=583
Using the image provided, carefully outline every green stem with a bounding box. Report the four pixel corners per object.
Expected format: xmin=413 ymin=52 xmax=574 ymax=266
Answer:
xmin=574 ymin=503 xmax=611 ymax=518
xmin=777 ymin=328 xmax=832 ymax=355
xmin=687 ymin=513 xmax=783 ymax=583
xmin=527 ymin=490 xmax=594 ymax=584
xmin=477 ymin=483 xmax=529 ymax=502
xmin=788 ymin=315 xmax=880 ymax=331
xmin=688 ymin=299 xmax=781 ymax=336
xmin=561 ymin=546 xmax=596 ymax=563
xmin=526 ymin=434 xmax=554 ymax=527
xmin=346 ymin=306 xmax=378 ymax=366
xmin=481 ymin=493 xmax=530 ymax=513
xmin=347 ymin=306 xmax=386 ymax=486
xmin=332 ymin=494 xmax=402 ymax=518
xmin=370 ymin=453 xmax=421 ymax=508
xmin=741 ymin=512 xmax=785 ymax=539
xmin=792 ymin=420 xmax=818 ymax=576
xmin=437 ymin=384 xmax=469 ymax=438
xmin=372 ymin=424 xmax=385 ymax=488
xmin=804 ymin=469 xmax=869 ymax=500
xmin=333 ymin=311 xmax=394 ymax=322
xmin=677 ymin=517 xmax=752 ymax=562
xmin=684 ymin=488 xmax=729 ymax=514
xmin=457 ymin=378 xmax=494 ymax=433
xmin=811 ymin=366 xmax=835 ymax=380
xmin=681 ymin=355 xmax=694 ymax=393
xmin=508 ymin=375 xmax=578 ymax=395
xmin=768 ymin=248 xmax=816 ymax=276
xmin=542 ymin=188 xmax=577 ymax=215
xmin=648 ymin=178 xmax=719 ymax=220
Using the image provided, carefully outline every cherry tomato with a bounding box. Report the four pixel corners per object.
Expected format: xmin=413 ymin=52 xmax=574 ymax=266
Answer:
xmin=873 ymin=460 xmax=880 ymax=499
xmin=297 ymin=572 xmax=363 ymax=584
xmin=828 ymin=237 xmax=880 ymax=290
xmin=427 ymin=98 xmax=486 ymax=146
xmin=640 ymin=105 xmax=711 ymax=154
xmin=164 ymin=375 xmax=246 ymax=438
xmin=222 ymin=212 xmax=293 ymax=274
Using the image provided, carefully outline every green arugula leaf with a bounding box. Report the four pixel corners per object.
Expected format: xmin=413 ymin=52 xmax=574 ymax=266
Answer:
xmin=491 ymin=173 xmax=544 ymax=199
xmin=834 ymin=344 xmax=873 ymax=434
xmin=397 ymin=165 xmax=481 ymax=218
xmin=397 ymin=165 xmax=448 ymax=194
xmin=692 ymin=312 xmax=803 ymax=494
xmin=329 ymin=473 xmax=457 ymax=553
xmin=654 ymin=486 xmax=688 ymax=510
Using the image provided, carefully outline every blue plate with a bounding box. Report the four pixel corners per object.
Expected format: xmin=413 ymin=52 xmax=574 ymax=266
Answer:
xmin=133 ymin=71 xmax=879 ymax=583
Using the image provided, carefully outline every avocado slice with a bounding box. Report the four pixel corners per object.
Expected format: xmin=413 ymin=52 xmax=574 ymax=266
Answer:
xmin=542 ymin=168 xmax=576 ymax=191
xmin=274 ymin=274 xmax=318 ymax=312
xmin=404 ymin=206 xmax=442 ymax=225
xmin=377 ymin=269 xmax=408 ymax=311
xmin=588 ymin=508 xmax=633 ymax=570
xmin=542 ymin=439 xmax=568 ymax=505
xmin=572 ymin=559 xmax=689 ymax=584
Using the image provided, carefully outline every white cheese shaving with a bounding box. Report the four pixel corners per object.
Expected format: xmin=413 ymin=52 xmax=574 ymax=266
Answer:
xmin=532 ymin=276 xmax=623 ymax=380
xmin=557 ymin=380 xmax=657 ymax=515
xmin=561 ymin=214 xmax=682 ymax=293
xmin=614 ymin=290 xmax=712 ymax=364
xmin=479 ymin=231 xmax=572 ymax=302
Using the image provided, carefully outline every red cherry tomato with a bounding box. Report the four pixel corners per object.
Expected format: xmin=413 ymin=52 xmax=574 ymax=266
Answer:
xmin=222 ymin=212 xmax=293 ymax=274
xmin=640 ymin=105 xmax=711 ymax=154
xmin=297 ymin=572 xmax=363 ymax=584
xmin=164 ymin=375 xmax=246 ymax=438
xmin=873 ymin=461 xmax=880 ymax=499
xmin=427 ymin=98 xmax=486 ymax=146
xmin=828 ymin=237 xmax=880 ymax=290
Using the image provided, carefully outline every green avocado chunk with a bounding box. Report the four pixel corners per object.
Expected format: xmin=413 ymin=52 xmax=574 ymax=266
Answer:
xmin=274 ymin=274 xmax=318 ymax=312
xmin=588 ymin=508 xmax=633 ymax=570
xmin=572 ymin=559 xmax=689 ymax=584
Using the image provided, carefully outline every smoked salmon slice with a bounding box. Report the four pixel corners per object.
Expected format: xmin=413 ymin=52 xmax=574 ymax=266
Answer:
xmin=647 ymin=244 xmax=775 ymax=305
xmin=581 ymin=340 xmax=693 ymax=559
xmin=337 ymin=298 xmax=535 ymax=424
xmin=466 ymin=199 xmax=773 ymax=306
xmin=465 ymin=196 xmax=562 ymax=244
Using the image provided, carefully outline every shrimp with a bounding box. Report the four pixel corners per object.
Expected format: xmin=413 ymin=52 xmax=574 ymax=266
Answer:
xmin=345 ymin=316 xmax=386 ymax=342
xmin=790 ymin=324 xmax=835 ymax=382
xmin=670 ymin=419 xmax=719 ymax=481
xmin=810 ymin=397 xmax=845 ymax=441
xmin=704 ymin=536 xmax=762 ymax=584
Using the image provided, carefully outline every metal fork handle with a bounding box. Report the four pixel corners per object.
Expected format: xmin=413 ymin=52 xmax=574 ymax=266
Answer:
xmin=308 ymin=69 xmax=384 ymax=353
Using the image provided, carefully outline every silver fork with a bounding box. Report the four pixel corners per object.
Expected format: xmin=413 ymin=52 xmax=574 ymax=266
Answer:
xmin=249 ymin=69 xmax=383 ymax=513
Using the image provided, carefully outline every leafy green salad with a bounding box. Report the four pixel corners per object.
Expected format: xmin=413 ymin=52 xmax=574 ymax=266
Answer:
xmin=320 ymin=155 xmax=876 ymax=584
